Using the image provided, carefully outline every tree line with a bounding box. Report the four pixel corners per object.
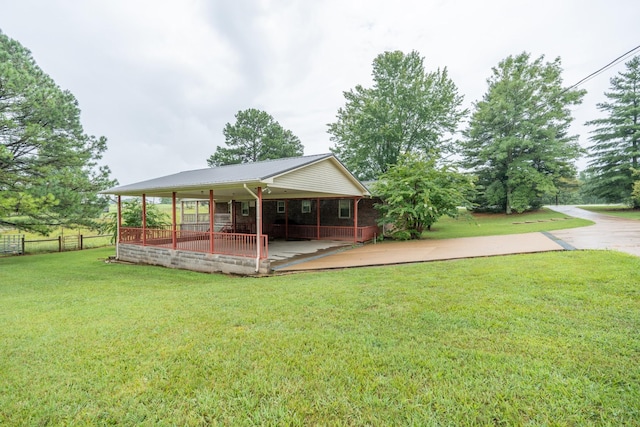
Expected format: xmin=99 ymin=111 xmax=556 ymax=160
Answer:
xmin=212 ymin=50 xmax=639 ymax=237
xmin=2 ymin=29 xmax=639 ymax=239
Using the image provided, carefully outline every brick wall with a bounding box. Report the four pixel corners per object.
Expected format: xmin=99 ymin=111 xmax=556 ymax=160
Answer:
xmin=260 ymin=198 xmax=379 ymax=227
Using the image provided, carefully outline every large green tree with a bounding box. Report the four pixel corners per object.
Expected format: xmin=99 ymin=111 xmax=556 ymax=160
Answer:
xmin=0 ymin=31 xmax=116 ymax=233
xmin=328 ymin=50 xmax=466 ymax=180
xmin=585 ymin=55 xmax=640 ymax=207
xmin=372 ymin=153 xmax=474 ymax=240
xmin=207 ymin=108 xmax=303 ymax=166
xmin=461 ymin=52 xmax=585 ymax=214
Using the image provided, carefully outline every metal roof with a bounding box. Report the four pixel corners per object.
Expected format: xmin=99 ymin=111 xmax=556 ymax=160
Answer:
xmin=102 ymin=153 xmax=370 ymax=200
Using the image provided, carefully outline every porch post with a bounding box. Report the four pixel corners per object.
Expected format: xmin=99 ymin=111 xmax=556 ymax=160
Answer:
xmin=257 ymin=187 xmax=263 ymax=259
xmin=142 ymin=194 xmax=147 ymax=246
xmin=243 ymin=184 xmax=263 ymax=273
xmin=285 ymin=200 xmax=289 ymax=240
xmin=353 ymin=197 xmax=359 ymax=244
xmin=316 ymin=198 xmax=321 ymax=240
xmin=117 ymin=195 xmax=122 ymax=243
xmin=209 ymin=190 xmax=215 ymax=254
xmin=231 ymin=200 xmax=236 ymax=233
xmin=181 ymin=200 xmax=184 ymax=225
xmin=172 ymin=192 xmax=177 ymax=249
xmin=117 ymin=196 xmax=122 ymax=260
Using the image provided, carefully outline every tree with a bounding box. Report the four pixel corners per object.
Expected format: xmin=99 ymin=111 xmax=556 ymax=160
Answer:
xmin=102 ymin=198 xmax=170 ymax=243
xmin=328 ymin=50 xmax=466 ymax=181
xmin=585 ymin=55 xmax=640 ymax=207
xmin=372 ymin=153 xmax=474 ymax=240
xmin=632 ymin=168 xmax=640 ymax=207
xmin=0 ymin=31 xmax=116 ymax=234
xmin=461 ymin=52 xmax=585 ymax=214
xmin=207 ymin=108 xmax=303 ymax=166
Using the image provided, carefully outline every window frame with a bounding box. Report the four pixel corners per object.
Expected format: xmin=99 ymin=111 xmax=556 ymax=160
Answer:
xmin=338 ymin=199 xmax=351 ymax=219
xmin=277 ymin=200 xmax=286 ymax=214
xmin=301 ymin=200 xmax=312 ymax=214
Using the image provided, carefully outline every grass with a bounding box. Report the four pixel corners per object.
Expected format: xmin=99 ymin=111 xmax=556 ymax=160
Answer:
xmin=425 ymin=207 xmax=593 ymax=239
xmin=1 ymin=247 xmax=639 ymax=425
xmin=578 ymin=204 xmax=640 ymax=220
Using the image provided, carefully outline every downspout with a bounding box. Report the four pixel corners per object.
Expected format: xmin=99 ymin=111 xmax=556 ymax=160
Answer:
xmin=243 ymin=184 xmax=262 ymax=273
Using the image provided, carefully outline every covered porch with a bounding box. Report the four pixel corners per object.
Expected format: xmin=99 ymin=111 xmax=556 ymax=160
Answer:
xmin=103 ymin=154 xmax=379 ymax=275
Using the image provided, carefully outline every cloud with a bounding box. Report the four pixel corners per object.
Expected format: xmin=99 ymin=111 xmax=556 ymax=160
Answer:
xmin=1 ymin=0 xmax=639 ymax=183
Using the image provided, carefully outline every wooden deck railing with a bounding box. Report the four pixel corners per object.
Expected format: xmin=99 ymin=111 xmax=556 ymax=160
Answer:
xmin=119 ymin=227 xmax=268 ymax=259
xmin=119 ymin=224 xmax=378 ymax=259
xmin=265 ymin=224 xmax=379 ymax=242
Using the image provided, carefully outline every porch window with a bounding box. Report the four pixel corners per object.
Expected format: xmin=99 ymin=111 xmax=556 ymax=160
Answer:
xmin=241 ymin=201 xmax=249 ymax=216
xmin=277 ymin=200 xmax=285 ymax=213
xmin=338 ymin=199 xmax=351 ymax=218
xmin=301 ymin=200 xmax=311 ymax=213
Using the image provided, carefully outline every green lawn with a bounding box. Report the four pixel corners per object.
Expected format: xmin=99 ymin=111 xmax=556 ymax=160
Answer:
xmin=425 ymin=207 xmax=593 ymax=239
xmin=1 ymin=247 xmax=639 ymax=425
xmin=579 ymin=204 xmax=640 ymax=220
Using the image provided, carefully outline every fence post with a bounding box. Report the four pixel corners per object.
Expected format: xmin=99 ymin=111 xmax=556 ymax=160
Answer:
xmin=80 ymin=235 xmax=83 ymax=250
xmin=58 ymin=236 xmax=62 ymax=252
xmin=21 ymin=236 xmax=25 ymax=255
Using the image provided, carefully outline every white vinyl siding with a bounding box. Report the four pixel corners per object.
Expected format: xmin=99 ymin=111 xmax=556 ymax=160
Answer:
xmin=272 ymin=159 xmax=363 ymax=196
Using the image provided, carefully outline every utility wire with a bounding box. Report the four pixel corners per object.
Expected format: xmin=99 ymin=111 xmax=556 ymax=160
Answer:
xmin=462 ymin=45 xmax=640 ymax=142
xmin=561 ymin=44 xmax=640 ymax=94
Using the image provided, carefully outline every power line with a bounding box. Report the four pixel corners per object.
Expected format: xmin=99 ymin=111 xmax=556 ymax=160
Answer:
xmin=464 ymin=46 xmax=640 ymax=142
xmin=561 ymin=44 xmax=640 ymax=94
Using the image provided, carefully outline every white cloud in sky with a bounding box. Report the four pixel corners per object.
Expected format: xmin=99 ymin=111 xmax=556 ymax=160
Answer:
xmin=1 ymin=0 xmax=639 ymax=184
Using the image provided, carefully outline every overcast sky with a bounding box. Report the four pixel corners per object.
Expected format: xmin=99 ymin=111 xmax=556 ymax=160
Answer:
xmin=2 ymin=0 xmax=639 ymax=185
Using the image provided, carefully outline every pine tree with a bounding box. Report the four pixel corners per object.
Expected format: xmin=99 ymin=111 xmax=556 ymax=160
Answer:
xmin=208 ymin=109 xmax=303 ymax=167
xmin=586 ymin=55 xmax=640 ymax=207
xmin=0 ymin=31 xmax=116 ymax=233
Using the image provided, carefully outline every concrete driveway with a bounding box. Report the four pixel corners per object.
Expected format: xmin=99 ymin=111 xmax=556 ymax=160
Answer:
xmin=272 ymin=206 xmax=640 ymax=272
xmin=547 ymin=205 xmax=640 ymax=257
xmin=274 ymin=232 xmax=564 ymax=272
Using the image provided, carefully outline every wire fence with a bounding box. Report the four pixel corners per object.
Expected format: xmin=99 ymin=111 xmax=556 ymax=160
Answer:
xmin=0 ymin=234 xmax=113 ymax=256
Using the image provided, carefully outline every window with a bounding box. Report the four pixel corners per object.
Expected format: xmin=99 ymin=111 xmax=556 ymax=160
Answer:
xmin=301 ymin=200 xmax=311 ymax=213
xmin=338 ymin=199 xmax=351 ymax=219
xmin=241 ymin=201 xmax=249 ymax=216
xmin=277 ymin=200 xmax=286 ymax=214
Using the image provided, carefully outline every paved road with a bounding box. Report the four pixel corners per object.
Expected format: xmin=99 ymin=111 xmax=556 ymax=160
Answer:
xmin=548 ymin=205 xmax=640 ymax=257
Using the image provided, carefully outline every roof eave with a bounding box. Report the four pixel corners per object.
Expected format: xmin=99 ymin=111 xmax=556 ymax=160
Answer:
xmin=101 ymin=179 xmax=269 ymax=196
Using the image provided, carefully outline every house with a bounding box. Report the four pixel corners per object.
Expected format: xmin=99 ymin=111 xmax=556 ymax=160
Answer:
xmin=101 ymin=154 xmax=380 ymax=275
